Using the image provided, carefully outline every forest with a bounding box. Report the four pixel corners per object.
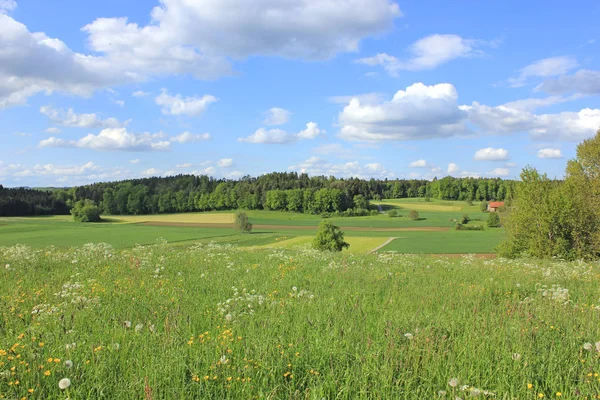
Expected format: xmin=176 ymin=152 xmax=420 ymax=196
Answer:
xmin=0 ymin=174 xmax=516 ymax=217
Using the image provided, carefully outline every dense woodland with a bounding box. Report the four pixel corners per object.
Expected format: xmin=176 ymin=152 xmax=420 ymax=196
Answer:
xmin=0 ymin=174 xmax=516 ymax=217
xmin=0 ymin=185 xmax=69 ymax=217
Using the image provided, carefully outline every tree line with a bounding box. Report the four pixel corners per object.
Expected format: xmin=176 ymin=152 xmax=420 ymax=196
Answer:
xmin=1 ymin=173 xmax=516 ymax=217
xmin=0 ymin=185 xmax=69 ymax=217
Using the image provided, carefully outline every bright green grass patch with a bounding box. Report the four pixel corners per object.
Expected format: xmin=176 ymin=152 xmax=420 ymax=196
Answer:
xmin=379 ymin=229 xmax=505 ymax=254
xmin=257 ymin=236 xmax=389 ymax=253
xmin=1 ymin=243 xmax=599 ymax=398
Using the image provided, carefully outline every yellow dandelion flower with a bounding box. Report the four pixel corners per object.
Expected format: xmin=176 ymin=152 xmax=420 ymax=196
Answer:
xmin=53 ymin=358 xmax=60 ymax=363
xmin=538 ymin=393 xmax=544 ymax=398
xmin=43 ymin=370 xmax=51 ymax=376
xmin=47 ymin=358 xmax=53 ymax=363
xmin=28 ymin=389 xmax=34 ymax=394
xmin=528 ymin=383 xmax=533 ymax=389
xmin=556 ymin=393 xmax=562 ymax=397
xmin=38 ymin=342 xmax=44 ymax=347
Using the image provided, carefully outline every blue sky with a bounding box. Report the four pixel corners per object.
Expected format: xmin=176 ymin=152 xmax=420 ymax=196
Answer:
xmin=1 ymin=0 xmax=599 ymax=187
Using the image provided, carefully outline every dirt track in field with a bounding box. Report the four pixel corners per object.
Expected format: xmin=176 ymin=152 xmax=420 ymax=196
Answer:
xmin=139 ymin=221 xmax=450 ymax=232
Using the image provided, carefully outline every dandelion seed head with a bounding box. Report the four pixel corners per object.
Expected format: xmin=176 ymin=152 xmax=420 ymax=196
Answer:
xmin=64 ymin=360 xmax=73 ymax=368
xmin=449 ymin=377 xmax=459 ymax=387
xmin=583 ymin=342 xmax=593 ymax=351
xmin=58 ymin=378 xmax=71 ymax=390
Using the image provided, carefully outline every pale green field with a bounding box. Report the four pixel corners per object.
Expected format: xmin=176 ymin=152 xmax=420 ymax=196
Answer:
xmin=1 ymin=243 xmax=599 ymax=399
xmin=256 ymin=236 xmax=390 ymax=253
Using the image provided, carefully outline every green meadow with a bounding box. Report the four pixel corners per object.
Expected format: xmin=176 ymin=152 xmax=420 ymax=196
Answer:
xmin=0 ymin=199 xmax=502 ymax=254
xmin=1 ymin=243 xmax=599 ymax=399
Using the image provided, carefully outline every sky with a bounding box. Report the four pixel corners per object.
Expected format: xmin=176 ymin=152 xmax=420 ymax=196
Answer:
xmin=1 ymin=0 xmax=600 ymax=187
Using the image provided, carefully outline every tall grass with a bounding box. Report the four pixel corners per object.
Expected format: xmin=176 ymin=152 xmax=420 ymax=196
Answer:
xmin=1 ymin=242 xmax=600 ymax=398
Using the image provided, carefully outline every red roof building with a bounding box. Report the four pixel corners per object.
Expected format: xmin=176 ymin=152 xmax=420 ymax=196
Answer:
xmin=487 ymin=201 xmax=504 ymax=212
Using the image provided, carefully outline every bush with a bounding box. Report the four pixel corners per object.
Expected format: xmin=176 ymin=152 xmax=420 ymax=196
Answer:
xmin=388 ymin=210 xmax=398 ymax=218
xmin=312 ymin=220 xmax=349 ymax=252
xmin=461 ymin=214 xmax=469 ymax=224
xmin=234 ymin=211 xmax=252 ymax=233
xmin=487 ymin=212 xmax=501 ymax=228
xmin=480 ymin=201 xmax=488 ymax=213
xmin=465 ymin=200 xmax=473 ymax=206
xmin=370 ymin=210 xmax=379 ymax=216
xmin=455 ymin=223 xmax=484 ymax=231
xmin=354 ymin=208 xmax=369 ymax=216
xmin=70 ymin=200 xmax=101 ymax=223
xmin=408 ymin=210 xmax=419 ymax=220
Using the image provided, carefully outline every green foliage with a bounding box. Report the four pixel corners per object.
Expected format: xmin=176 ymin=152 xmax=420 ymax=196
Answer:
xmin=408 ymin=210 xmax=419 ymax=220
xmin=487 ymin=212 xmax=501 ymax=228
xmin=455 ymin=223 xmax=484 ymax=231
xmin=352 ymin=194 xmax=369 ymax=210
xmin=480 ymin=201 xmax=488 ymax=212
xmin=70 ymin=200 xmax=101 ymax=223
xmin=460 ymin=214 xmax=469 ymax=224
xmin=234 ymin=211 xmax=253 ymax=233
xmin=312 ymin=220 xmax=349 ymax=252
xmin=388 ymin=210 xmax=398 ymax=218
xmin=498 ymin=133 xmax=600 ymax=259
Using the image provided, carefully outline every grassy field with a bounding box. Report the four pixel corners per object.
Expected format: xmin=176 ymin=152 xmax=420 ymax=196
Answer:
xmin=0 ymin=199 xmax=503 ymax=254
xmin=1 ymin=243 xmax=599 ymax=399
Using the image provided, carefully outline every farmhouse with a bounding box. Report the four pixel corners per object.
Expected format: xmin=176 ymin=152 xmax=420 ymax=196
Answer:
xmin=487 ymin=201 xmax=504 ymax=212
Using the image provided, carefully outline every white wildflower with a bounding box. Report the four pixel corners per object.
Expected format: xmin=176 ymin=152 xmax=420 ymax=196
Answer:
xmin=449 ymin=377 xmax=459 ymax=387
xmin=149 ymin=324 xmax=155 ymax=333
xmin=471 ymin=388 xmax=482 ymax=397
xmin=512 ymin=353 xmax=521 ymax=361
xmin=58 ymin=378 xmax=71 ymax=390
xmin=292 ymin=286 xmax=298 ymax=292
xmin=65 ymin=343 xmax=76 ymax=350
xmin=135 ymin=323 xmax=144 ymax=333
xmin=111 ymin=343 xmax=120 ymax=351
xmin=438 ymin=390 xmax=447 ymax=396
xmin=123 ymin=321 xmax=132 ymax=328
xmin=225 ymin=313 xmax=233 ymax=322
xmin=583 ymin=342 xmax=593 ymax=351
xmin=64 ymin=360 xmax=73 ymax=368
xmin=220 ymin=355 xmax=228 ymax=364
xmin=404 ymin=333 xmax=413 ymax=340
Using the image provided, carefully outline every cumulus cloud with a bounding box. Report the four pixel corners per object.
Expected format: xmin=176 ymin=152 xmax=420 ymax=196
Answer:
xmin=338 ymin=82 xmax=469 ymax=141
xmin=45 ymin=127 xmax=61 ymax=134
xmin=217 ymin=158 xmax=233 ymax=168
xmin=356 ymin=34 xmax=486 ymax=75
xmin=289 ymin=156 xmax=393 ymax=179
xmin=12 ymin=131 xmax=30 ymax=137
xmin=463 ymin=102 xmax=600 ymax=141
xmin=129 ymin=158 xmax=141 ymax=164
xmin=487 ymin=168 xmax=510 ymax=177
xmin=40 ymin=106 xmax=126 ymax=128
xmin=447 ymin=163 xmax=460 ymax=173
xmin=508 ymin=56 xmax=578 ymax=87
xmin=170 ymin=131 xmax=211 ymax=143
xmin=536 ymin=69 xmax=600 ymax=95
xmin=264 ymin=107 xmax=291 ymax=125
xmin=39 ymin=128 xmax=171 ymax=151
xmin=0 ymin=0 xmax=16 ymax=13
xmin=474 ymin=147 xmax=509 ymax=161
xmin=538 ymin=148 xmax=563 ymax=159
xmin=84 ymin=0 xmax=401 ymax=61
xmin=155 ymin=90 xmax=217 ymax=116
xmin=238 ymin=122 xmax=323 ymax=144
xmin=132 ymin=90 xmax=150 ymax=97
xmin=409 ymin=159 xmax=429 ymax=167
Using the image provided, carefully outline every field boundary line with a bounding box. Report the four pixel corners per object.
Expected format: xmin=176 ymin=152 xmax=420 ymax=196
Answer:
xmin=369 ymin=237 xmax=397 ymax=254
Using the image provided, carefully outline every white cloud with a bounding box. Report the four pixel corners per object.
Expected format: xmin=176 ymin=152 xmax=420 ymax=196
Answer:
xmin=39 ymin=128 xmax=171 ymax=151
xmin=463 ymin=102 xmax=600 ymax=142
xmin=129 ymin=158 xmax=141 ymax=164
xmin=355 ymin=34 xmax=484 ymax=75
xmin=536 ymin=69 xmax=600 ymax=95
xmin=289 ymin=156 xmax=393 ymax=179
xmin=84 ymin=0 xmax=401 ymax=61
xmin=538 ymin=148 xmax=563 ymax=159
xmin=328 ymin=93 xmax=384 ymax=105
xmin=508 ymin=56 xmax=578 ymax=87
xmin=45 ymin=127 xmax=61 ymax=134
xmin=217 ymin=158 xmax=233 ymax=168
xmin=474 ymin=147 xmax=509 ymax=161
xmin=409 ymin=159 xmax=429 ymax=167
xmin=132 ymin=90 xmax=150 ymax=97
xmin=264 ymin=107 xmax=291 ymax=125
xmin=12 ymin=132 xmax=30 ymax=137
xmin=502 ymin=95 xmax=576 ymax=112
xmin=142 ymin=168 xmax=162 ymax=176
xmin=40 ymin=106 xmax=126 ymax=128
xmin=113 ymin=99 xmax=125 ymax=107
xmin=239 ymin=122 xmax=323 ymax=144
xmin=447 ymin=163 xmax=460 ymax=173
xmin=155 ymin=90 xmax=217 ymax=116
xmin=311 ymin=143 xmax=358 ymax=159
xmin=297 ymin=122 xmax=324 ymax=139
xmin=0 ymin=0 xmax=16 ymax=13
xmin=487 ymin=168 xmax=510 ymax=177
xmin=338 ymin=82 xmax=469 ymax=141
xmin=170 ymin=132 xmax=211 ymax=143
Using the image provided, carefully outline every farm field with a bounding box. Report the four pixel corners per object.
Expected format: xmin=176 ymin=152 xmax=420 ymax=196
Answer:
xmin=1 ymin=243 xmax=599 ymax=399
xmin=0 ymin=199 xmax=503 ymax=254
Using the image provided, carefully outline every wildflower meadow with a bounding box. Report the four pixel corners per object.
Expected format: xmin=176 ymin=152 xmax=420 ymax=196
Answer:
xmin=2 ymin=241 xmax=600 ymax=399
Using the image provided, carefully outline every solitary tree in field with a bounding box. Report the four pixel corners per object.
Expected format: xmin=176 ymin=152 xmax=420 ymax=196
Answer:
xmin=71 ymin=200 xmax=101 ymax=223
xmin=408 ymin=210 xmax=419 ymax=220
xmin=234 ymin=211 xmax=252 ymax=233
xmin=313 ymin=220 xmax=349 ymax=252
xmin=487 ymin=212 xmax=501 ymax=228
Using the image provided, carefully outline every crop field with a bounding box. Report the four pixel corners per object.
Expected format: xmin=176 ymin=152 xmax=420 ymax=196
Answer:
xmin=0 ymin=199 xmax=503 ymax=254
xmin=1 ymin=243 xmax=600 ymax=399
